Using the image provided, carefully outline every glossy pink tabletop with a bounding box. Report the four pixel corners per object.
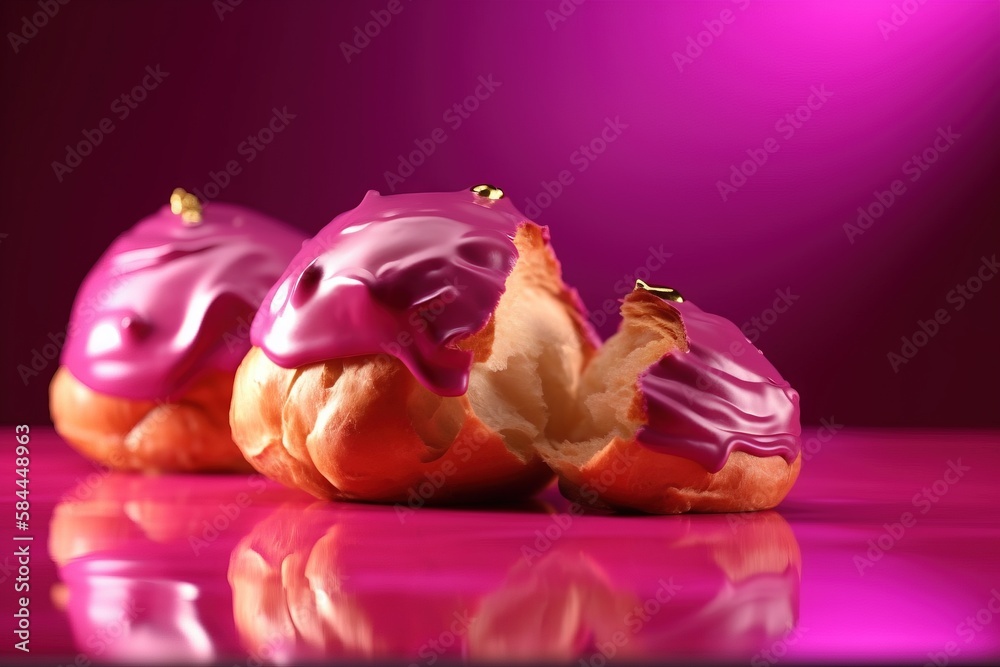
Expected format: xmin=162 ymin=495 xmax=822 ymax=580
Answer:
xmin=3 ymin=427 xmax=999 ymax=665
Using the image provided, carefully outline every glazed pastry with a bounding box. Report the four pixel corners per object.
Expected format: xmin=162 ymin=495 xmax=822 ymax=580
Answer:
xmin=49 ymin=189 xmax=306 ymax=472
xmin=534 ymin=282 xmax=802 ymax=513
xmin=230 ymin=185 xmax=597 ymax=503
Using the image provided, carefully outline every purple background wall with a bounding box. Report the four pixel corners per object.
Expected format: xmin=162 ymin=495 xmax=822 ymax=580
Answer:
xmin=1 ymin=0 xmax=998 ymax=427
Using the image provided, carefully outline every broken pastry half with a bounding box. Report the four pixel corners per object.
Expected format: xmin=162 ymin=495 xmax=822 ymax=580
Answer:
xmin=533 ymin=282 xmax=802 ymax=514
xmin=230 ymin=185 xmax=598 ymax=503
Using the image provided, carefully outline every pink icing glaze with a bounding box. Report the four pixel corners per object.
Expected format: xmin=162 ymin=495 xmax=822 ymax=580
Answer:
xmin=636 ymin=299 xmax=801 ymax=473
xmin=251 ymin=189 xmax=535 ymax=396
xmin=61 ymin=202 xmax=306 ymax=400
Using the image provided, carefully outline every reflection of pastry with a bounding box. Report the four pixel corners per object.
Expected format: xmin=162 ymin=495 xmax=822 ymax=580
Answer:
xmin=535 ymin=284 xmax=802 ymax=513
xmin=47 ymin=473 xmax=263 ymax=664
xmin=50 ymin=189 xmax=306 ymax=472
xmin=620 ymin=512 xmax=801 ymax=660
xmin=227 ymin=502 xmax=801 ymax=663
xmin=230 ymin=186 xmax=596 ymax=502
xmin=227 ymin=502 xmax=529 ymax=661
xmin=467 ymin=553 xmax=637 ymax=662
xmin=470 ymin=512 xmax=801 ymax=662
xmin=228 ymin=505 xmax=375 ymax=662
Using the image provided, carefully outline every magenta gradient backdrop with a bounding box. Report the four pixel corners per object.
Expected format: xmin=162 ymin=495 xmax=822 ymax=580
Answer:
xmin=1 ymin=0 xmax=998 ymax=427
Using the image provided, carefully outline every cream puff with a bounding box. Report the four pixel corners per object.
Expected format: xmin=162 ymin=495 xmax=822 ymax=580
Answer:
xmin=230 ymin=185 xmax=598 ymax=503
xmin=50 ymin=189 xmax=306 ymax=472
xmin=534 ymin=282 xmax=802 ymax=513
